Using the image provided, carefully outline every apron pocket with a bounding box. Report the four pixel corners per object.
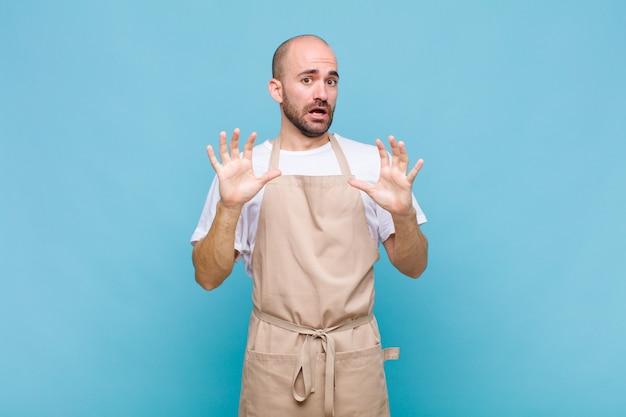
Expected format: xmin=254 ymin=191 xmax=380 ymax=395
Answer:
xmin=333 ymin=344 xmax=392 ymax=417
xmin=240 ymin=344 xmax=393 ymax=417
xmin=239 ymin=349 xmax=324 ymax=417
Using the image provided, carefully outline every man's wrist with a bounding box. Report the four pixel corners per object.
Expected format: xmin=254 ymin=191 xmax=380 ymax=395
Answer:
xmin=391 ymin=207 xmax=417 ymax=223
xmin=217 ymin=199 xmax=245 ymax=216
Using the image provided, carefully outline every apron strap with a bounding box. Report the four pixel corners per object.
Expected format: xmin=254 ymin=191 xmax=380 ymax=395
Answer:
xmin=383 ymin=347 xmax=400 ymax=361
xmin=328 ymin=134 xmax=352 ymax=177
xmin=268 ymin=136 xmax=281 ymax=171
xmin=253 ymin=307 xmax=373 ymax=417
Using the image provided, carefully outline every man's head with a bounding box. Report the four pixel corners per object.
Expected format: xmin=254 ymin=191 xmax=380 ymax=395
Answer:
xmin=269 ymin=35 xmax=339 ymax=138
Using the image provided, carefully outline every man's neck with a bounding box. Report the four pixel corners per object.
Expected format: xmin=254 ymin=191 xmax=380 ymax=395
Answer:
xmin=277 ymin=126 xmax=330 ymax=151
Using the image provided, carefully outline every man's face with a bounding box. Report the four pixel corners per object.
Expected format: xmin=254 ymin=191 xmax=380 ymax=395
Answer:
xmin=279 ymin=38 xmax=339 ymax=138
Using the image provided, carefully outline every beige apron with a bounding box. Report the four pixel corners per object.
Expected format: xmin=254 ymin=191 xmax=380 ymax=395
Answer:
xmin=239 ymin=135 xmax=399 ymax=417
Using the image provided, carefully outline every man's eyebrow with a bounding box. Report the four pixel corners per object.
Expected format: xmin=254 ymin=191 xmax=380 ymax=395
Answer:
xmin=297 ymin=69 xmax=340 ymax=78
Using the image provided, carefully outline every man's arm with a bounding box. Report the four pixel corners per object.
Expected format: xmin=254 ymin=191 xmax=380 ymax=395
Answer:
xmin=349 ymin=135 xmax=428 ymax=278
xmin=192 ymin=129 xmax=281 ymax=290
xmin=382 ymin=210 xmax=428 ymax=278
xmin=192 ymin=201 xmax=243 ymax=290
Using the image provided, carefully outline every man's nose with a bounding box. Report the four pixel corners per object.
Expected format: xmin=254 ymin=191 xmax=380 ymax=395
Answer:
xmin=313 ymin=80 xmax=328 ymax=102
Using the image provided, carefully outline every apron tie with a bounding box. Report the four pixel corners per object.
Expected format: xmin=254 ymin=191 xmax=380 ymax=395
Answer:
xmin=253 ymin=307 xmax=373 ymax=417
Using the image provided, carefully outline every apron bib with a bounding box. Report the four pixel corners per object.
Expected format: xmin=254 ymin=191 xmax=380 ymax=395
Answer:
xmin=239 ymin=135 xmax=398 ymax=417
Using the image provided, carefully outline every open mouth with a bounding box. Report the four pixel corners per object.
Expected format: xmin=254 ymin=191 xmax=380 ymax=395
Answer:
xmin=308 ymin=106 xmax=328 ymax=117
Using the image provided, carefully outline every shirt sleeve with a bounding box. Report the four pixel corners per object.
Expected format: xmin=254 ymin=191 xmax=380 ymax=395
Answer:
xmin=190 ymin=176 xmax=220 ymax=245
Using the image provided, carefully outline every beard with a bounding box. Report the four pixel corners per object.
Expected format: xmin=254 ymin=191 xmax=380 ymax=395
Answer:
xmin=282 ymin=94 xmax=335 ymax=138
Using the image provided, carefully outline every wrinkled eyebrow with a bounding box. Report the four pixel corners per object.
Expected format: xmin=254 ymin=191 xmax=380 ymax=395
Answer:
xmin=297 ymin=69 xmax=340 ymax=79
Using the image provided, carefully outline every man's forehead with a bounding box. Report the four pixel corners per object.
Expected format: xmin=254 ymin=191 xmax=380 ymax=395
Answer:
xmin=287 ymin=39 xmax=337 ymax=71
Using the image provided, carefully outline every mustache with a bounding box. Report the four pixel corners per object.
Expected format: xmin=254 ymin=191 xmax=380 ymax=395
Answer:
xmin=304 ymin=101 xmax=331 ymax=113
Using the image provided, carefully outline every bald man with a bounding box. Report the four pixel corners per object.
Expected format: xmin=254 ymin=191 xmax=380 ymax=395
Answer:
xmin=191 ymin=35 xmax=428 ymax=417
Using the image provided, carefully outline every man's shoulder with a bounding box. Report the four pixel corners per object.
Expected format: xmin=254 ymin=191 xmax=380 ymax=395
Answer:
xmin=250 ymin=140 xmax=275 ymax=161
xmin=252 ymin=139 xmax=273 ymax=154
xmin=333 ymin=133 xmax=381 ymax=177
xmin=334 ymin=133 xmax=380 ymax=165
xmin=333 ymin=133 xmax=377 ymax=153
xmin=250 ymin=140 xmax=273 ymax=174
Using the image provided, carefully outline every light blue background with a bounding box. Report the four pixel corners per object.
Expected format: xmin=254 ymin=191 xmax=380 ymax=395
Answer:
xmin=2 ymin=1 xmax=625 ymax=416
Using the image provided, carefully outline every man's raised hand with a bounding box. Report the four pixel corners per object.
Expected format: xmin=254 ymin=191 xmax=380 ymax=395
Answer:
xmin=349 ymin=135 xmax=423 ymax=216
xmin=207 ymin=128 xmax=281 ymax=208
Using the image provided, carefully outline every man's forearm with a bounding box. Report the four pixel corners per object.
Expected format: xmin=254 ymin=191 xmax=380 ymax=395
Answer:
xmin=388 ymin=208 xmax=428 ymax=278
xmin=192 ymin=201 xmax=243 ymax=290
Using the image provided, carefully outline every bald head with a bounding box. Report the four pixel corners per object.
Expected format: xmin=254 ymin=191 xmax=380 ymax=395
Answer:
xmin=272 ymin=35 xmax=331 ymax=80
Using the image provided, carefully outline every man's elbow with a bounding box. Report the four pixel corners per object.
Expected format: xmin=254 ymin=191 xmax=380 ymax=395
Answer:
xmin=192 ymin=241 xmax=225 ymax=291
xmin=404 ymin=258 xmax=427 ymax=279
xmin=193 ymin=261 xmax=232 ymax=291
xmin=400 ymin=248 xmax=428 ymax=279
xmin=195 ymin=270 xmax=221 ymax=291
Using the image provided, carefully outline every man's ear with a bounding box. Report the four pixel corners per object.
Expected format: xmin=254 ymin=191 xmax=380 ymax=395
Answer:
xmin=268 ymin=78 xmax=283 ymax=103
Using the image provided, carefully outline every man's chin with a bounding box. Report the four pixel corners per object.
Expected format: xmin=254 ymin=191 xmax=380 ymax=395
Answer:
xmin=301 ymin=128 xmax=330 ymax=138
xmin=300 ymin=122 xmax=332 ymax=138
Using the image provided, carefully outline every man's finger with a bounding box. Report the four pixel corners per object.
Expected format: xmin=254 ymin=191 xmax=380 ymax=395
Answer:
xmin=375 ymin=138 xmax=390 ymax=167
xmin=259 ymin=168 xmax=282 ymax=185
xmin=407 ymin=159 xmax=424 ymax=183
xmin=348 ymin=177 xmax=373 ymax=193
xmin=243 ymin=132 xmax=257 ymax=160
xmin=388 ymin=135 xmax=400 ymax=165
xmin=206 ymin=145 xmax=222 ymax=173
xmin=219 ymin=131 xmax=231 ymax=163
xmin=230 ymin=128 xmax=241 ymax=159
xmin=396 ymin=140 xmax=410 ymax=172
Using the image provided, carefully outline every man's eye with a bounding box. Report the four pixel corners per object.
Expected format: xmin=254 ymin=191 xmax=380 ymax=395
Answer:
xmin=327 ymin=79 xmax=338 ymax=86
xmin=302 ymin=77 xmax=312 ymax=84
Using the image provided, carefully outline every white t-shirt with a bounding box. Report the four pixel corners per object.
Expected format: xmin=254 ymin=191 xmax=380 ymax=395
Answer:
xmin=191 ymin=134 xmax=427 ymax=278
